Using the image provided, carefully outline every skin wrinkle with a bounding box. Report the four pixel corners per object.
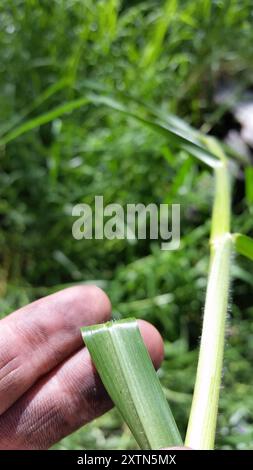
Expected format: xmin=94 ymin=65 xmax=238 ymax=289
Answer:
xmin=0 ymin=349 xmax=112 ymax=449
xmin=0 ymin=365 xmax=22 ymax=395
xmin=0 ymin=355 xmax=19 ymax=380
xmin=0 ymin=324 xmax=19 ymax=370
xmin=18 ymin=403 xmax=63 ymax=449
xmin=15 ymin=319 xmax=75 ymax=372
xmin=57 ymin=350 xmax=112 ymax=425
xmin=0 ymin=286 xmax=112 ymax=416
xmin=0 ymin=327 xmax=25 ymax=412
xmin=0 ymin=379 xmax=68 ymax=449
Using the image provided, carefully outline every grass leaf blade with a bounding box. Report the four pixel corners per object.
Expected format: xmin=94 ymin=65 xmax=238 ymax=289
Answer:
xmin=233 ymin=233 xmax=253 ymax=261
xmin=245 ymin=167 xmax=253 ymax=206
xmin=0 ymin=97 xmax=88 ymax=145
xmin=81 ymin=318 xmax=182 ymax=450
xmin=87 ymin=92 xmax=218 ymax=168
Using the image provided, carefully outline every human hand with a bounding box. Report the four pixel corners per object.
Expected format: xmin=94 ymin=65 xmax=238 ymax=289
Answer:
xmin=0 ymin=286 xmax=164 ymax=449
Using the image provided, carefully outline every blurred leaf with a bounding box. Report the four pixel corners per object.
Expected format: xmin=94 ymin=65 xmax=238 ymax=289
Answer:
xmin=0 ymin=78 xmax=69 ymax=138
xmin=141 ymin=0 xmax=178 ymax=67
xmin=87 ymin=92 xmax=218 ymax=168
xmin=233 ymin=233 xmax=253 ymax=261
xmin=0 ymin=97 xmax=89 ymax=145
xmin=245 ymin=167 xmax=253 ymax=206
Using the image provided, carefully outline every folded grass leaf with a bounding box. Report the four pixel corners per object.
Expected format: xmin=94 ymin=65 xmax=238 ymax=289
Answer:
xmin=81 ymin=318 xmax=182 ymax=450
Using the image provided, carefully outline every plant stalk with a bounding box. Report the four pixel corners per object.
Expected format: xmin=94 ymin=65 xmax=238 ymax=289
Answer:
xmin=185 ymin=157 xmax=232 ymax=449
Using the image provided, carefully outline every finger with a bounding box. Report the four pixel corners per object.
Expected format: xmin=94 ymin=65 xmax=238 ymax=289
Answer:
xmin=0 ymin=321 xmax=164 ymax=449
xmin=0 ymin=286 xmax=111 ymax=415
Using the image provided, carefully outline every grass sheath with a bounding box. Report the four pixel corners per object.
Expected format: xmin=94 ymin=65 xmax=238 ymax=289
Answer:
xmin=185 ymin=151 xmax=232 ymax=449
xmin=81 ymin=318 xmax=182 ymax=450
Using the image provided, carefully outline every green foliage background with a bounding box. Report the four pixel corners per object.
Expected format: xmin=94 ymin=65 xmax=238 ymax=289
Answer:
xmin=1 ymin=0 xmax=253 ymax=449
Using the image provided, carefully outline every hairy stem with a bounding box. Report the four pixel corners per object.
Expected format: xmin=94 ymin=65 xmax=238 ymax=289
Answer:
xmin=185 ymin=157 xmax=232 ymax=449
